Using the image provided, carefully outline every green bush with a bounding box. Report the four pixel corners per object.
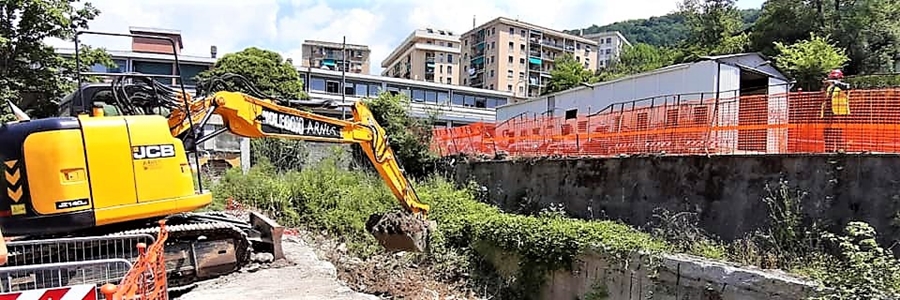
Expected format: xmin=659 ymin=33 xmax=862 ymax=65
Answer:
xmin=845 ymin=74 xmax=900 ymax=89
xmin=211 ymin=156 xmax=667 ymax=298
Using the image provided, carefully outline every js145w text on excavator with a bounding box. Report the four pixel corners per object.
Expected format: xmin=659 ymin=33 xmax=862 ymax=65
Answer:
xmin=0 ymin=30 xmax=435 ymax=294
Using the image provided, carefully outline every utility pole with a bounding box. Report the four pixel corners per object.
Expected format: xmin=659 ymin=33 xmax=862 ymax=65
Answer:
xmin=341 ymin=36 xmax=347 ymax=119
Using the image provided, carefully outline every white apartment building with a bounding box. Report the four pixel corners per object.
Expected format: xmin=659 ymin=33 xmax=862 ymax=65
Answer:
xmin=381 ymin=28 xmax=461 ymax=85
xmin=582 ymin=31 xmax=631 ymax=70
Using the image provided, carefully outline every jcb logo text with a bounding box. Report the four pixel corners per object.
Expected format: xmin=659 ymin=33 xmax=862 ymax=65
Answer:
xmin=133 ymin=144 xmax=176 ymax=160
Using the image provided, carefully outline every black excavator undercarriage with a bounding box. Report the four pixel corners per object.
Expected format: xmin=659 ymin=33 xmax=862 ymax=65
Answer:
xmin=0 ymin=211 xmax=282 ymax=292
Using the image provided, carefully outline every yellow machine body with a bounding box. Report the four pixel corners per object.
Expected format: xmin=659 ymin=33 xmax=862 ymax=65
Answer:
xmin=0 ymin=114 xmax=210 ymax=236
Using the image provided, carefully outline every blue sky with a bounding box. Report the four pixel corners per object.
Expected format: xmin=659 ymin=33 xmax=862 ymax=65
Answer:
xmin=50 ymin=0 xmax=767 ymax=75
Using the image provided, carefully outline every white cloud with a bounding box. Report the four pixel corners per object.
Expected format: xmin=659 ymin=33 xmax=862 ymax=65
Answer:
xmin=47 ymin=0 xmax=756 ymax=75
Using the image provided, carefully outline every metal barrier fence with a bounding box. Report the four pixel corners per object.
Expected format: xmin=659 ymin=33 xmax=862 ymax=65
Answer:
xmin=4 ymin=234 xmax=156 ymax=267
xmin=0 ymin=258 xmax=132 ymax=294
xmin=431 ymin=88 xmax=900 ymax=157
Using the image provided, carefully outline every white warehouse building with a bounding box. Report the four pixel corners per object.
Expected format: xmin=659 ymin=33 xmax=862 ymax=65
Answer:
xmin=495 ymin=52 xmax=794 ymax=154
xmin=496 ymin=53 xmax=792 ymax=121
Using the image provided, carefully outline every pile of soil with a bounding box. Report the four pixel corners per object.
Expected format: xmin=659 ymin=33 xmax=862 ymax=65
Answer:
xmin=297 ymin=230 xmax=479 ymax=299
xmin=365 ymin=211 xmax=431 ymax=252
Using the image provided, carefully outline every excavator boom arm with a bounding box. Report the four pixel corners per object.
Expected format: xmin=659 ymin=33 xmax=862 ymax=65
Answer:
xmin=170 ymin=90 xmax=430 ymax=218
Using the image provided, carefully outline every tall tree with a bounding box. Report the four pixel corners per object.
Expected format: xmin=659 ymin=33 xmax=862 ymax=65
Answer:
xmin=750 ymin=0 xmax=900 ymax=75
xmin=748 ymin=0 xmax=819 ymax=57
xmin=773 ymin=32 xmax=850 ymax=91
xmin=197 ymin=47 xmax=308 ymax=101
xmin=0 ymin=0 xmax=114 ymax=120
xmin=544 ymin=53 xmax=598 ymax=94
xmin=678 ymin=0 xmax=750 ymax=61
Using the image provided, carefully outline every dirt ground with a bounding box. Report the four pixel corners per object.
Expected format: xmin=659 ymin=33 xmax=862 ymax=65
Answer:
xmin=298 ymin=230 xmax=480 ymax=300
xmin=173 ymin=233 xmax=380 ymax=300
xmin=171 ymin=207 xmax=478 ymax=300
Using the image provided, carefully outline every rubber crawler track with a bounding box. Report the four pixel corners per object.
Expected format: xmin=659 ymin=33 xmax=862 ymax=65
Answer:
xmin=104 ymin=220 xmax=253 ymax=288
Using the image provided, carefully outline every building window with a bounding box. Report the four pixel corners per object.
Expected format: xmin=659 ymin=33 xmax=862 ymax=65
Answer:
xmin=490 ymin=56 xmax=495 ymax=64
xmin=507 ymin=70 xmax=513 ymax=78
xmin=440 ymin=65 xmax=444 ymax=73
xmin=491 ymin=41 xmax=495 ymax=50
xmin=509 ymin=27 xmax=514 ymax=34
xmin=447 ymin=54 xmax=453 ymax=63
xmin=447 ymin=77 xmax=452 ymax=84
xmin=490 ymin=70 xmax=494 ymax=77
xmin=448 ymin=65 xmax=453 ymax=74
xmin=132 ymin=60 xmax=173 ymax=85
xmin=507 ymin=85 xmax=512 ymax=91
xmin=451 ymin=94 xmax=464 ymax=106
xmin=508 ymin=56 xmax=513 ymax=64
xmin=508 ymin=41 xmax=514 ymax=50
xmin=605 ymin=49 xmax=611 ymax=55
xmin=520 ymin=30 xmax=526 ymax=37
xmin=412 ymin=89 xmax=425 ymax=102
xmin=310 ymin=78 xmax=326 ymax=91
xmin=606 ymin=38 xmax=611 ymax=43
xmin=325 ymin=80 xmax=340 ymax=94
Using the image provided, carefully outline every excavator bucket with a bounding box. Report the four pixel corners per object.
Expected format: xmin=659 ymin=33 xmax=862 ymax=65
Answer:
xmin=365 ymin=211 xmax=434 ymax=252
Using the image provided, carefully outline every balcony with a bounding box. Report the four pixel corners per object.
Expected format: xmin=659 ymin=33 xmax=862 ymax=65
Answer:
xmin=541 ymin=40 xmax=565 ymax=50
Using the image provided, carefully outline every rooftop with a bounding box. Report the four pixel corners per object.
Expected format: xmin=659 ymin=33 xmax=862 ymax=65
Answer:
xmin=381 ymin=28 xmax=462 ymax=67
xmin=302 ymin=40 xmax=370 ymax=51
xmin=462 ymin=17 xmax=598 ymax=45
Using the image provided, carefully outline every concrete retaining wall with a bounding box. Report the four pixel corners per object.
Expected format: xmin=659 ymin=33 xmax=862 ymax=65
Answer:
xmin=453 ymin=154 xmax=900 ymax=252
xmin=539 ymin=251 xmax=820 ymax=300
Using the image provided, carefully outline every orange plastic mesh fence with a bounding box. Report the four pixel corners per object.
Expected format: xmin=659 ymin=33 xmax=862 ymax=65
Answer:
xmin=431 ymin=88 xmax=900 ymax=157
xmin=101 ymin=220 xmax=170 ymax=300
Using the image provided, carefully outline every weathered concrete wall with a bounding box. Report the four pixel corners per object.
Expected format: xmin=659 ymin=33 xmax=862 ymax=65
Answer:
xmin=539 ymin=251 xmax=820 ymax=300
xmin=479 ymin=243 xmax=820 ymax=300
xmin=454 ymin=154 xmax=900 ymax=249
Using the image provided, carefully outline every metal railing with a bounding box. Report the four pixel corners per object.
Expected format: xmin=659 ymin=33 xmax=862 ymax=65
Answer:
xmin=0 ymin=258 xmax=132 ymax=295
xmin=5 ymin=234 xmax=155 ymax=267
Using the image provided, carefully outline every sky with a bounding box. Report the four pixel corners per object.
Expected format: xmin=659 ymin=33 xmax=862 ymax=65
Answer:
xmin=47 ymin=0 xmax=766 ymax=75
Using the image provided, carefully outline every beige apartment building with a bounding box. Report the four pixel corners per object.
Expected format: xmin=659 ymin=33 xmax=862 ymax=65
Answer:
xmin=581 ymin=31 xmax=631 ymax=70
xmin=381 ymin=28 xmax=461 ymax=85
xmin=459 ymin=17 xmax=598 ymax=98
xmin=300 ymin=40 xmax=371 ymax=74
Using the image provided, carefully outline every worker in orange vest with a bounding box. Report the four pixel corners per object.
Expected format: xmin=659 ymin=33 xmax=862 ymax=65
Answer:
xmin=821 ymin=69 xmax=851 ymax=152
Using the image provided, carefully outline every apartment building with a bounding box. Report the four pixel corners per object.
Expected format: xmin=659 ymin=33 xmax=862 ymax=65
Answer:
xmin=300 ymin=40 xmax=371 ymax=74
xmin=381 ymin=28 xmax=460 ymax=85
xmin=459 ymin=17 xmax=598 ymax=98
xmin=581 ymin=31 xmax=631 ymax=70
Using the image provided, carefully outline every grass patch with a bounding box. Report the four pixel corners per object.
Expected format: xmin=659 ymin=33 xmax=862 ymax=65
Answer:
xmin=210 ymin=151 xmax=668 ymax=298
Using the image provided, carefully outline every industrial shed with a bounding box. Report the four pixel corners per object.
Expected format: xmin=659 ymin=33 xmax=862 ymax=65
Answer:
xmin=494 ymin=52 xmax=795 ymax=154
xmin=496 ymin=52 xmax=791 ymax=121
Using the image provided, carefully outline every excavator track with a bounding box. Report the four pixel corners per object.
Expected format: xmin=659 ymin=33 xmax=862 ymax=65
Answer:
xmin=2 ymin=213 xmax=257 ymax=291
xmin=105 ymin=217 xmax=253 ymax=289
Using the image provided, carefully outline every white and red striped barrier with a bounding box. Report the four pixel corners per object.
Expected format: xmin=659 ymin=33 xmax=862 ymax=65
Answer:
xmin=0 ymin=284 xmax=96 ymax=300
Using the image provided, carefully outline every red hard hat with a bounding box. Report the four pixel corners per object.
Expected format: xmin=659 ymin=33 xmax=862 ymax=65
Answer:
xmin=828 ymin=69 xmax=844 ymax=79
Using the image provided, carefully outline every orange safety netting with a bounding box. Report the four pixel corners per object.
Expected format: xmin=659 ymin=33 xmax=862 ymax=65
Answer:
xmin=101 ymin=220 xmax=170 ymax=300
xmin=431 ymin=88 xmax=900 ymax=157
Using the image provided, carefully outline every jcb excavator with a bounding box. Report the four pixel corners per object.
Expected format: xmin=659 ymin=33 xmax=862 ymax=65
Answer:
xmin=0 ymin=30 xmax=434 ymax=290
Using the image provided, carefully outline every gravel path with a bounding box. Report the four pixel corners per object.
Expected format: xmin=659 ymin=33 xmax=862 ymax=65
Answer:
xmin=173 ymin=235 xmax=380 ymax=300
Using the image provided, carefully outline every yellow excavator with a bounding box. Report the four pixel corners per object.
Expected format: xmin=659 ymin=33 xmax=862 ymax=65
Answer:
xmin=0 ymin=30 xmax=434 ymax=290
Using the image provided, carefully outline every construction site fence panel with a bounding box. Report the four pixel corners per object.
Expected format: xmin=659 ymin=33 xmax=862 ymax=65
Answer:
xmin=431 ymin=88 xmax=900 ymax=157
xmin=0 ymin=258 xmax=132 ymax=297
xmin=4 ymin=234 xmax=156 ymax=267
xmin=102 ymin=221 xmax=169 ymax=300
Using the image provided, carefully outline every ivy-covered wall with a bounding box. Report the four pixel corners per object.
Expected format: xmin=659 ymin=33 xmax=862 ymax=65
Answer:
xmin=453 ymin=154 xmax=900 ymax=256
